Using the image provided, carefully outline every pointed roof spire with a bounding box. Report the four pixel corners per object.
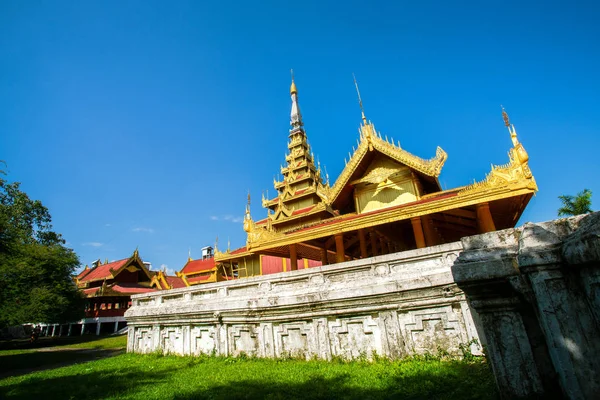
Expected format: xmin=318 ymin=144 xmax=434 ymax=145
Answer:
xmin=501 ymin=105 xmax=519 ymax=147
xmin=188 ymin=247 xmax=192 ymax=262
xmin=353 ymin=73 xmax=367 ymax=125
xmin=290 ymin=69 xmax=298 ymax=95
xmin=290 ymin=70 xmax=303 ymax=129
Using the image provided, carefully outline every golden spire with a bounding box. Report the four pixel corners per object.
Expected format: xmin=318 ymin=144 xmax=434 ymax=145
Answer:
xmin=353 ymin=73 xmax=367 ymax=125
xmin=501 ymin=106 xmax=519 ymax=147
xmin=290 ymin=70 xmax=303 ymax=128
xmin=188 ymin=247 xmax=192 ymax=262
xmin=290 ymin=69 xmax=297 ymax=95
xmin=501 ymin=105 xmax=510 ymax=127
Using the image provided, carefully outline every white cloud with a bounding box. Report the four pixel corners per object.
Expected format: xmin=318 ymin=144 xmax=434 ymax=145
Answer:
xmin=82 ymin=242 xmax=104 ymax=247
xmin=132 ymin=227 xmax=154 ymax=233
xmin=105 ymin=223 xmax=111 ymax=227
xmin=209 ymin=215 xmax=243 ymax=223
xmin=224 ymin=215 xmax=243 ymax=223
xmin=160 ymin=264 xmax=176 ymax=276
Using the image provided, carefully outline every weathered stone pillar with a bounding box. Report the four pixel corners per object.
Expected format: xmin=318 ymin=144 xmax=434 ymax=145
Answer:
xmin=453 ymin=213 xmax=600 ymax=399
xmin=410 ymin=217 xmax=426 ymax=249
xmin=81 ymin=323 xmax=86 ymax=335
xmin=518 ymin=216 xmax=600 ymax=399
xmin=334 ymin=233 xmax=345 ymax=263
xmin=96 ymin=322 xmax=101 ymax=336
xmin=51 ymin=324 xmax=56 ymax=337
xmin=476 ymin=202 xmax=496 ymax=233
xmin=67 ymin=324 xmax=73 ymax=336
xmin=289 ymin=244 xmax=298 ymax=271
xmin=358 ymin=229 xmax=368 ymax=258
xmin=452 ymin=230 xmax=550 ymax=398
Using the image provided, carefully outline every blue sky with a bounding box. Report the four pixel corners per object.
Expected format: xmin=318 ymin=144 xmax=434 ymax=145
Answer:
xmin=1 ymin=1 xmax=599 ymax=274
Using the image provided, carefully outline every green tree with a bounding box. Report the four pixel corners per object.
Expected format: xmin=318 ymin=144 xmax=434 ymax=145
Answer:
xmin=0 ymin=166 xmax=84 ymax=328
xmin=558 ymin=189 xmax=593 ymax=217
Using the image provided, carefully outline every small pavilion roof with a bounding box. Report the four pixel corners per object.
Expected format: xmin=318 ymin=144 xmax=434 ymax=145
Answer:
xmin=78 ymin=258 xmax=129 ymax=283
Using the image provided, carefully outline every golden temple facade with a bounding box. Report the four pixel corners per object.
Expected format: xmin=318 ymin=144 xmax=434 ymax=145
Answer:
xmin=214 ymin=76 xmax=537 ymax=277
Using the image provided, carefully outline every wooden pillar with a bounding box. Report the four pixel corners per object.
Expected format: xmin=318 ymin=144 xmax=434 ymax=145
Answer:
xmin=411 ymin=217 xmax=426 ymax=249
xmin=369 ymin=230 xmax=379 ymax=256
xmin=476 ymin=202 xmax=496 ymax=233
xmin=334 ymin=233 xmax=345 ymax=263
xmin=320 ymin=247 xmax=328 ymax=265
xmin=358 ymin=229 xmax=368 ymax=258
xmin=422 ymin=215 xmax=438 ymax=247
xmin=289 ymin=244 xmax=298 ymax=271
xmin=379 ymin=237 xmax=387 ymax=255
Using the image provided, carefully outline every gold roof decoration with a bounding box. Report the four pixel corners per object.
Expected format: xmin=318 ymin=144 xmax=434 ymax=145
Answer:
xmin=459 ymin=107 xmax=536 ymax=195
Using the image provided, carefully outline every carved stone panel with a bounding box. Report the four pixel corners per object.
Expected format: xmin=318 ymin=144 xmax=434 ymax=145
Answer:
xmin=399 ymin=306 xmax=466 ymax=355
xmin=274 ymin=321 xmax=314 ymax=358
xmin=229 ymin=324 xmax=259 ymax=356
xmin=161 ymin=326 xmax=183 ymax=354
xmin=134 ymin=327 xmax=154 ymax=354
xmin=191 ymin=326 xmax=217 ymax=355
xmin=329 ymin=316 xmax=381 ymax=359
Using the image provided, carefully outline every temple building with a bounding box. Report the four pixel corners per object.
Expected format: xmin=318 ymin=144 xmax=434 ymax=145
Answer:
xmin=213 ymin=76 xmax=537 ymax=276
xmin=71 ymin=249 xmax=158 ymax=335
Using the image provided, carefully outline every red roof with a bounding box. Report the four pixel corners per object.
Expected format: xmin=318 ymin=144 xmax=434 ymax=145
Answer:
xmin=230 ymin=246 xmax=247 ymax=255
xmin=82 ymin=287 xmax=100 ymax=296
xmin=78 ymin=258 xmax=129 ymax=283
xmin=165 ymin=276 xmax=186 ymax=289
xmin=181 ymin=258 xmax=216 ymax=275
xmin=111 ymin=283 xmax=156 ymax=294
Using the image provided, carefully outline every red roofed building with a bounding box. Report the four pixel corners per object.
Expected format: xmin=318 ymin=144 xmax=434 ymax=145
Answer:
xmin=73 ymin=249 xmax=156 ymax=335
xmin=176 ymin=246 xmax=235 ymax=285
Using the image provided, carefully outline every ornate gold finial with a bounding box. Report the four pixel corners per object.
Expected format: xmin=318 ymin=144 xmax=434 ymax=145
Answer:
xmin=188 ymin=247 xmax=192 ymax=262
xmin=227 ymin=237 xmax=231 ymax=252
xmin=290 ymin=69 xmax=297 ymax=95
xmin=105 ymin=258 xmax=108 ymax=264
xmin=501 ymin=105 xmax=510 ymax=127
xmin=353 ymin=73 xmax=367 ymax=125
xmin=214 ymin=236 xmax=219 ymax=252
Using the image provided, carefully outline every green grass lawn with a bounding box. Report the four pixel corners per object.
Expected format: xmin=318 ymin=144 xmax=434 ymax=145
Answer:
xmin=0 ymin=350 xmax=498 ymax=400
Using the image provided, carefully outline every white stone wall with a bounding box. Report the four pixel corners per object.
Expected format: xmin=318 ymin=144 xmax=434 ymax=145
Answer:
xmin=125 ymin=242 xmax=481 ymax=359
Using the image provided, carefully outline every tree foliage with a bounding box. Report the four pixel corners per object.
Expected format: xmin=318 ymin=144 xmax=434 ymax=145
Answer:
xmin=0 ymin=166 xmax=84 ymax=327
xmin=558 ymin=189 xmax=593 ymax=217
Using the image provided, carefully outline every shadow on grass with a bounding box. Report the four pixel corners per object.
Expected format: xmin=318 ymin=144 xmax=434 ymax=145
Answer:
xmin=0 ymin=335 xmax=116 ymax=351
xmin=171 ymin=362 xmax=498 ymax=400
xmin=0 ymin=349 xmax=124 ymax=378
xmin=0 ymin=366 xmax=177 ymax=400
xmin=1 ymin=357 xmax=498 ymax=400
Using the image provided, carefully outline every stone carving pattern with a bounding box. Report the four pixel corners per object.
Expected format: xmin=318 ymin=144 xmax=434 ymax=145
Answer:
xmin=329 ymin=316 xmax=381 ymax=359
xmin=274 ymin=321 xmax=314 ymax=358
xmin=161 ymin=327 xmax=183 ymax=354
xmin=191 ymin=326 xmax=217 ymax=355
xmin=134 ymin=327 xmax=154 ymax=354
xmin=400 ymin=306 xmax=465 ymax=354
xmin=229 ymin=324 xmax=259 ymax=356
